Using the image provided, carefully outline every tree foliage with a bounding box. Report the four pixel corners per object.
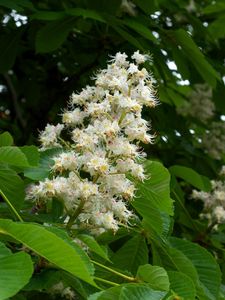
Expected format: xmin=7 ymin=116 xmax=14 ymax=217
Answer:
xmin=0 ymin=0 xmax=225 ymax=299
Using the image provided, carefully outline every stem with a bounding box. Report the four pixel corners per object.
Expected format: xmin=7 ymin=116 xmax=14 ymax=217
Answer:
xmin=118 ymin=110 xmax=127 ymax=125
xmin=94 ymin=276 xmax=119 ymax=286
xmin=0 ymin=189 xmax=23 ymax=222
xmin=58 ymin=137 xmax=71 ymax=149
xmin=91 ymin=260 xmax=136 ymax=282
xmin=4 ymin=73 xmax=26 ymax=129
xmin=66 ymin=199 xmax=85 ymax=230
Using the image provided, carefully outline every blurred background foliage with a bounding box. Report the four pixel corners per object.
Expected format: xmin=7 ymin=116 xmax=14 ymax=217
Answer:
xmin=1 ymin=0 xmax=225 ymax=294
xmin=0 ymin=1 xmax=225 ymax=180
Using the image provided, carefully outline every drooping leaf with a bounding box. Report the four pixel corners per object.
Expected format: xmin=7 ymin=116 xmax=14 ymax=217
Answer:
xmin=173 ymin=29 xmax=220 ymax=87
xmin=0 ymin=252 xmax=33 ymax=300
xmin=0 ymin=31 xmax=22 ymax=73
xmin=0 ymin=219 xmax=95 ymax=286
xmin=123 ymin=18 xmax=157 ymax=43
xmin=35 ymin=18 xmax=76 ymax=53
xmin=169 ymin=165 xmax=212 ymax=192
xmin=112 ymin=25 xmax=144 ymax=50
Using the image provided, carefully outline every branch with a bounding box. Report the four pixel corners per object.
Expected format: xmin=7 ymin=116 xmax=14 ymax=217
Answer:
xmin=4 ymin=73 xmax=26 ymax=129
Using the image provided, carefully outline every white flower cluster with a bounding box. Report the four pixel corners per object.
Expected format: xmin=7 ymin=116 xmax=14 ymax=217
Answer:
xmin=49 ymin=281 xmax=76 ymax=299
xmin=27 ymin=52 xmax=157 ymax=234
xmin=201 ymin=121 xmax=225 ymax=160
xmin=177 ymin=83 xmax=214 ymax=124
xmin=191 ymin=167 xmax=225 ymax=226
xmin=177 ymin=83 xmax=225 ymax=160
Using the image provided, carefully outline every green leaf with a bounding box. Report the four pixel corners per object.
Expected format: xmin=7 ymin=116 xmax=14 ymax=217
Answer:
xmin=123 ymin=18 xmax=157 ymax=43
xmin=0 ymin=146 xmax=29 ymax=167
xmin=24 ymin=148 xmax=62 ymax=180
xmin=112 ymin=25 xmax=144 ymax=50
xmin=0 ymin=252 xmax=33 ymax=300
xmin=169 ymin=165 xmax=211 ymax=192
xmin=0 ymin=241 xmax=11 ymax=258
xmin=119 ymin=284 xmax=166 ymax=300
xmin=0 ymin=132 xmax=13 ymax=147
xmin=111 ymin=234 xmax=148 ymax=275
xmin=173 ymin=29 xmax=220 ymax=87
xmin=35 ymin=18 xmax=76 ymax=53
xmin=136 ymin=264 xmax=170 ymax=291
xmin=77 ymin=234 xmax=110 ymax=261
xmin=167 ymin=271 xmax=196 ymax=300
xmin=170 ymin=237 xmax=221 ymax=300
xmin=19 ymin=145 xmax=40 ymax=167
xmin=166 ymin=88 xmax=186 ymax=108
xmin=24 ymin=269 xmax=61 ymax=291
xmin=0 ymin=166 xmax=25 ymax=210
xmin=171 ymin=46 xmax=190 ymax=79
xmin=66 ymin=8 xmax=105 ymax=23
xmin=0 ymin=31 xmax=22 ymax=73
xmin=208 ymin=16 xmax=225 ymax=40
xmin=137 ymin=161 xmax=173 ymax=215
xmin=132 ymin=160 xmax=173 ymax=235
xmin=0 ymin=219 xmax=95 ymax=286
xmin=152 ymin=243 xmax=199 ymax=287
xmin=203 ymin=2 xmax=225 ymax=14
xmin=89 ymin=284 xmax=166 ymax=300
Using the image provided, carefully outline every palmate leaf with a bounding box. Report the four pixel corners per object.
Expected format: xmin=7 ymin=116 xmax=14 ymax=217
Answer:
xmin=152 ymin=242 xmax=199 ymax=288
xmin=0 ymin=252 xmax=33 ymax=300
xmin=111 ymin=234 xmax=148 ymax=275
xmin=0 ymin=219 xmax=96 ymax=286
xmin=170 ymin=238 xmax=221 ymax=300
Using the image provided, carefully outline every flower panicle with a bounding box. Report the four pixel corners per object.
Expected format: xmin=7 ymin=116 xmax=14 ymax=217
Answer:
xmin=28 ymin=51 xmax=158 ymax=235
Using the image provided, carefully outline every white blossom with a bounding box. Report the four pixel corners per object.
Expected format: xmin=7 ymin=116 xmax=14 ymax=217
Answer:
xmin=39 ymin=124 xmax=64 ymax=150
xmin=192 ymin=167 xmax=225 ymax=226
xmin=27 ymin=52 xmax=157 ymax=234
